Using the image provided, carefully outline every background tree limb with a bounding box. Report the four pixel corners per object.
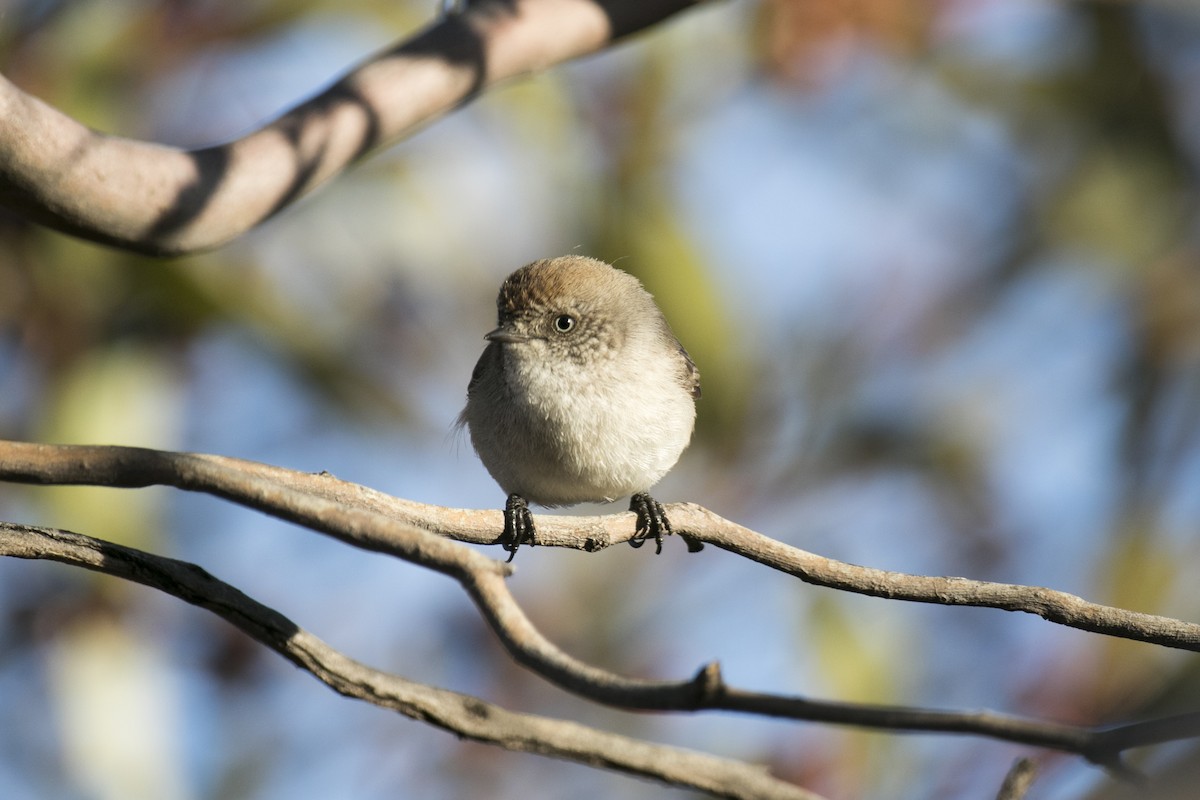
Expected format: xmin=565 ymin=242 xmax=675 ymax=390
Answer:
xmin=0 ymin=0 xmax=698 ymax=255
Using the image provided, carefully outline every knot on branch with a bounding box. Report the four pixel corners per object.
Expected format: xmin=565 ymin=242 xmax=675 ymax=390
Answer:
xmin=691 ymin=660 xmax=726 ymax=704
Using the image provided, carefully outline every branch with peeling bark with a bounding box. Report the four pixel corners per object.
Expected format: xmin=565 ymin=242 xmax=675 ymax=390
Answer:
xmin=1 ymin=437 xmax=1199 ymax=793
xmin=0 ymin=0 xmax=698 ymax=255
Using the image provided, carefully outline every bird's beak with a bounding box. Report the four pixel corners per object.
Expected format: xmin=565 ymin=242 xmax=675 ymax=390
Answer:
xmin=485 ymin=326 xmax=530 ymax=344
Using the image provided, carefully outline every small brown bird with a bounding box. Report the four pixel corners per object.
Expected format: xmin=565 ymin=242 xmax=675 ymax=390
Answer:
xmin=460 ymin=255 xmax=700 ymax=557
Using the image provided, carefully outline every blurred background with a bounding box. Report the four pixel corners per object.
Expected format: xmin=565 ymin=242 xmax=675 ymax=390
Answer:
xmin=2 ymin=0 xmax=1200 ymax=797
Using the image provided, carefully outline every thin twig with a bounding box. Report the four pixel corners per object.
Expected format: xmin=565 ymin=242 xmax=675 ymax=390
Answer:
xmin=0 ymin=521 xmax=815 ymax=800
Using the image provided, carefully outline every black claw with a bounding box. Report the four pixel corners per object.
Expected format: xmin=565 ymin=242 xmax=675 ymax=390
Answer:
xmin=629 ymin=492 xmax=671 ymax=555
xmin=502 ymin=494 xmax=535 ymax=561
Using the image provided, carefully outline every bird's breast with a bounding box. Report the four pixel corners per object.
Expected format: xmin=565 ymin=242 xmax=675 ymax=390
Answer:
xmin=494 ymin=350 xmax=695 ymax=504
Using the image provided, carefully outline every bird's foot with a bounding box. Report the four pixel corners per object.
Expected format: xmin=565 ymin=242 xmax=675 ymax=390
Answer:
xmin=629 ymin=493 xmax=672 ymax=555
xmin=628 ymin=494 xmax=704 ymax=554
xmin=502 ymin=494 xmax=535 ymax=561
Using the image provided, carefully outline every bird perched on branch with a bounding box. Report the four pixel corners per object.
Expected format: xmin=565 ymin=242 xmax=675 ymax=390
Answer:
xmin=460 ymin=255 xmax=701 ymax=559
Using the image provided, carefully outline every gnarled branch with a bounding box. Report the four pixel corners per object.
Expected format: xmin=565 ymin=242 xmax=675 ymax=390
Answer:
xmin=0 ymin=0 xmax=698 ymax=255
xmin=2 ymin=437 xmax=1199 ymax=774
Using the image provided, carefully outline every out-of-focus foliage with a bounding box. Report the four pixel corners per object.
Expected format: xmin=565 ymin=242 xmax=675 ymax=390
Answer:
xmin=2 ymin=1 xmax=1200 ymax=798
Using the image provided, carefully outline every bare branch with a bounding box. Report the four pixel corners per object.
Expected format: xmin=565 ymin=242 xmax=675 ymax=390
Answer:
xmin=0 ymin=521 xmax=816 ymax=800
xmin=670 ymin=505 xmax=1200 ymax=653
xmin=0 ymin=0 xmax=698 ymax=255
xmin=3 ymin=440 xmax=1200 ymax=771
xmin=2 ymin=440 xmax=1197 ymax=655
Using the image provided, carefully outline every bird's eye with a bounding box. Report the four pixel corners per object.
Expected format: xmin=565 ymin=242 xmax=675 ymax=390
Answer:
xmin=553 ymin=314 xmax=576 ymax=333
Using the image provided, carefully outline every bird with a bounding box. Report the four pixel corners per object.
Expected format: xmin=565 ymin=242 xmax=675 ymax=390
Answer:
xmin=459 ymin=255 xmax=700 ymax=558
